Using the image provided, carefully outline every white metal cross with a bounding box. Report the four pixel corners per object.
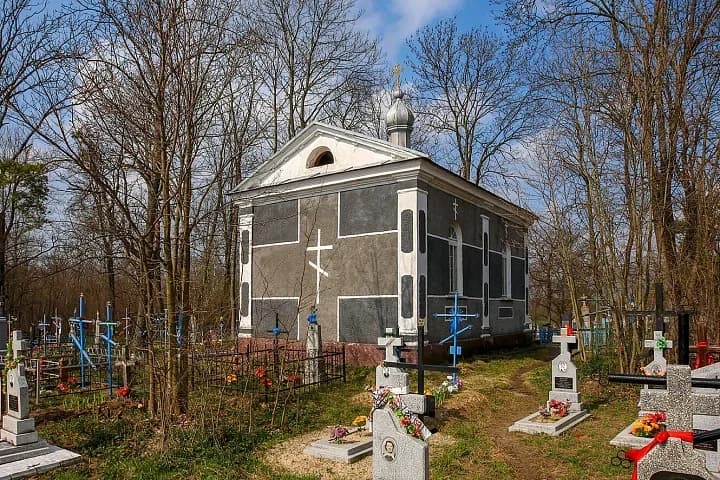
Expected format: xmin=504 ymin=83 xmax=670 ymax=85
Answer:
xmin=644 ymin=330 xmax=673 ymax=364
xmin=452 ymin=198 xmax=459 ymax=220
xmin=307 ymin=229 xmax=333 ymax=306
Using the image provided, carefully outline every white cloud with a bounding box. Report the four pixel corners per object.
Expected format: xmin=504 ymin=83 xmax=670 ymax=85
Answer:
xmin=356 ymin=0 xmax=463 ymax=61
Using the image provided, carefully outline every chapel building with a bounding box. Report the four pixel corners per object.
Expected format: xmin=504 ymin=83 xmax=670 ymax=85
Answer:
xmin=229 ymin=84 xmax=536 ymax=347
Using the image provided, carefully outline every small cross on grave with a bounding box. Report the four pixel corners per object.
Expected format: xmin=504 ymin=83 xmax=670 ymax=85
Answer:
xmin=98 ymin=302 xmax=118 ymax=395
xmin=554 ymin=329 xmax=575 ymax=358
xmin=377 ymin=335 xmax=407 ymax=394
xmin=433 ymin=292 xmax=477 ymax=382
xmin=549 ymin=328 xmax=582 ymax=410
xmin=306 ymin=229 xmax=333 ymax=307
xmin=379 ymin=327 xmax=456 ymax=418
xmin=11 ymin=332 xmax=29 ymax=360
xmin=643 ymin=331 xmax=673 ymax=377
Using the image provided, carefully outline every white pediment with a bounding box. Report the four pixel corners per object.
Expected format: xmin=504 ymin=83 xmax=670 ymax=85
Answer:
xmin=234 ymin=122 xmax=427 ymax=192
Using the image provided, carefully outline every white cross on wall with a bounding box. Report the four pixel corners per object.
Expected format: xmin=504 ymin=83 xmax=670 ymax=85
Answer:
xmin=452 ymin=198 xmax=459 ymax=220
xmin=307 ymin=229 xmax=333 ymax=306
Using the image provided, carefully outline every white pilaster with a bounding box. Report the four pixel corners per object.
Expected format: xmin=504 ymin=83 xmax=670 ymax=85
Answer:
xmin=396 ymin=188 xmax=427 ymax=336
xmin=238 ymin=213 xmax=253 ymax=337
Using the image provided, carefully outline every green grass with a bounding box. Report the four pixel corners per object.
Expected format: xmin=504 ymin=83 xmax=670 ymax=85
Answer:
xmin=36 ymin=349 xmax=646 ymax=480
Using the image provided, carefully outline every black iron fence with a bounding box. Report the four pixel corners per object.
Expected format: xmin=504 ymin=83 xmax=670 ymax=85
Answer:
xmin=189 ymin=343 xmax=346 ymax=397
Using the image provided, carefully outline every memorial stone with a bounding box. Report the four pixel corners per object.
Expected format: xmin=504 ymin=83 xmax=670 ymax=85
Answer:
xmin=509 ymin=328 xmax=590 ymax=435
xmin=629 ymin=366 xmax=718 ymax=480
xmin=372 ymin=388 xmax=430 ymax=480
xmin=1 ymin=331 xmax=37 ymax=445
xmin=642 ymin=331 xmax=673 ymax=377
xmin=304 ymin=309 xmax=323 ymax=385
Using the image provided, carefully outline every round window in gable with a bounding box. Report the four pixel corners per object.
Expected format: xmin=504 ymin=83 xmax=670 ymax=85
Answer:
xmin=307 ymin=146 xmax=334 ymax=168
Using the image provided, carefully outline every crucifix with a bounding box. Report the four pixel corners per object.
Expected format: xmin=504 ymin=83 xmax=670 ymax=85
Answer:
xmin=452 ymin=198 xmax=458 ymax=221
xmin=306 ymin=229 xmax=333 ymax=306
xmin=434 ymin=292 xmax=477 ymax=382
xmin=38 ymin=314 xmax=49 ymax=355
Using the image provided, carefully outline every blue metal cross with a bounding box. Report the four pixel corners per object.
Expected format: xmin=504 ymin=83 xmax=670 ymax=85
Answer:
xmin=433 ymin=292 xmax=478 ymax=381
xmin=68 ymin=293 xmax=96 ymax=388
xmin=98 ymin=302 xmax=118 ymax=396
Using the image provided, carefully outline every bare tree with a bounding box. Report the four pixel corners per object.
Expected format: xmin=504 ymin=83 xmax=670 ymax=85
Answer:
xmin=407 ymin=18 xmax=537 ymax=186
xmin=251 ymin=0 xmax=384 ymax=148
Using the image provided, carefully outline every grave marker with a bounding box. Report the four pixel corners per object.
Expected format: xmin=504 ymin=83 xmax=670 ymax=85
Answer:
xmin=509 ymin=327 xmax=590 ymax=435
xmin=1 ymin=331 xmax=37 ymax=445
xmin=304 ymin=307 xmax=323 ymax=385
xmin=642 ymin=331 xmax=673 ymax=377
xmin=371 ymin=387 xmax=430 ymax=480
xmin=609 ymin=366 xmax=720 ymax=480
xmin=376 ymin=335 xmax=408 ymax=394
xmin=433 ymin=292 xmax=476 ymax=382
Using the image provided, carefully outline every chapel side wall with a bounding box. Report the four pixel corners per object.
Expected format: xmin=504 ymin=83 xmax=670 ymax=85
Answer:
xmin=420 ymin=182 xmax=528 ymax=342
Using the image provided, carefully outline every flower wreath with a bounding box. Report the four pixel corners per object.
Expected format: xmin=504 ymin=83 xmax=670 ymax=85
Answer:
xmin=368 ymin=386 xmax=431 ymax=441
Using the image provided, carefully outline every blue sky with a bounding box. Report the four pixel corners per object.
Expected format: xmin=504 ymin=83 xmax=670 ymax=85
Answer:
xmin=356 ymin=0 xmax=501 ymax=62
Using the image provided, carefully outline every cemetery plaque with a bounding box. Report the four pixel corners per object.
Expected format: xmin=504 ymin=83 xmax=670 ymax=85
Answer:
xmin=8 ymin=395 xmax=17 ymax=412
xmin=554 ymin=377 xmax=573 ymax=390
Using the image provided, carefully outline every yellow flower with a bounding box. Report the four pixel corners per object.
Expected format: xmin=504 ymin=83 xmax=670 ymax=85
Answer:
xmin=352 ymin=416 xmax=367 ymax=426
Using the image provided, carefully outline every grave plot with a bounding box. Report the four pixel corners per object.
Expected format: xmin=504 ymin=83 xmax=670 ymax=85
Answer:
xmin=190 ymin=341 xmax=345 ymax=399
xmin=509 ymin=327 xmax=590 ymax=435
xmin=609 ymin=366 xmax=720 ymax=480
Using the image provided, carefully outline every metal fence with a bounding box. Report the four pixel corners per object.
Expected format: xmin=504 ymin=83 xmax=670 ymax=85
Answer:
xmin=189 ymin=343 xmax=346 ymax=397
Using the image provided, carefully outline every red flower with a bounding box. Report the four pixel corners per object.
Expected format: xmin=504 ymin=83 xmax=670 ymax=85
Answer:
xmin=254 ymin=367 xmax=266 ymax=378
xmin=287 ymin=374 xmax=302 ymax=384
xmin=260 ymin=377 xmax=273 ymax=387
xmin=57 ymin=383 xmax=69 ymax=393
xmin=118 ymin=386 xmax=130 ymax=398
xmin=400 ymin=417 xmax=410 ymax=426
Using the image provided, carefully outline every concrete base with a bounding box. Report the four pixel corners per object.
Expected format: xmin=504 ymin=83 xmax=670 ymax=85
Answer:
xmin=0 ymin=440 xmax=49 ymax=465
xmin=509 ymin=410 xmax=591 ymax=436
xmin=2 ymin=417 xmax=34 ymax=435
xmin=0 ymin=430 xmax=38 ymax=446
xmin=610 ymin=424 xmax=653 ymax=449
xmin=303 ymin=434 xmax=373 ymax=464
xmin=0 ymin=443 xmax=81 ymax=479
